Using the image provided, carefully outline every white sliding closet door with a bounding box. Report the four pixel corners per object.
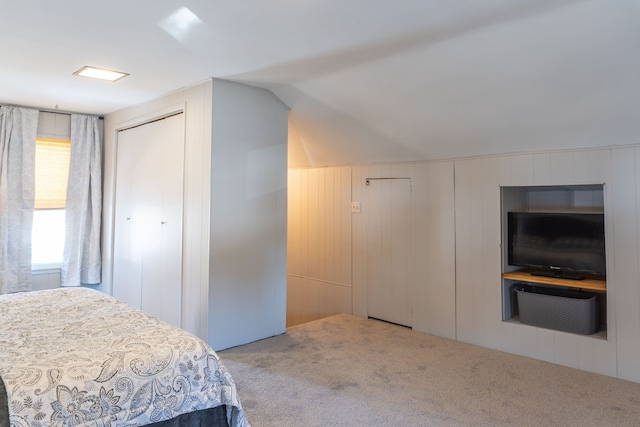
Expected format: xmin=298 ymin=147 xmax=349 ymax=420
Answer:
xmin=365 ymin=178 xmax=412 ymax=327
xmin=112 ymin=113 xmax=185 ymax=328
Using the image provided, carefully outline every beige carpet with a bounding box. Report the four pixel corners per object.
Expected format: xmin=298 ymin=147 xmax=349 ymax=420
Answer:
xmin=219 ymin=314 xmax=640 ymax=426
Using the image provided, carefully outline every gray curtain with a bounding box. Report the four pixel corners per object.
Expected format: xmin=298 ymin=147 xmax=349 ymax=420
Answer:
xmin=61 ymin=114 xmax=102 ymax=286
xmin=0 ymin=106 xmax=39 ymax=294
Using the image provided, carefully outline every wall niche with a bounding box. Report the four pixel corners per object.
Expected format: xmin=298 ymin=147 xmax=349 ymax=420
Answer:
xmin=500 ymin=184 xmax=607 ymax=339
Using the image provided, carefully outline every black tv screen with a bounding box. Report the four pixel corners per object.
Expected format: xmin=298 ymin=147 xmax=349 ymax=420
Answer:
xmin=507 ymin=212 xmax=606 ymax=276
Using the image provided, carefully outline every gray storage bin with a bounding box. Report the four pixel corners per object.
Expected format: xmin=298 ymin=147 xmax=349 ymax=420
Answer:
xmin=515 ymin=283 xmax=599 ymax=335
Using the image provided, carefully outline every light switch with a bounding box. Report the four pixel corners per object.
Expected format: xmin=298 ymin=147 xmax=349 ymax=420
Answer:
xmin=351 ymin=201 xmax=360 ymax=213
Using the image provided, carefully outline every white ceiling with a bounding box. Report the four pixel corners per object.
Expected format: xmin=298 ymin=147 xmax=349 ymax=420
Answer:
xmin=2 ymin=0 xmax=639 ymax=167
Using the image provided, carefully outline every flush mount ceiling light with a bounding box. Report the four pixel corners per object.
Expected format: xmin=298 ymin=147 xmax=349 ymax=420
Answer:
xmin=73 ymin=66 xmax=129 ymax=82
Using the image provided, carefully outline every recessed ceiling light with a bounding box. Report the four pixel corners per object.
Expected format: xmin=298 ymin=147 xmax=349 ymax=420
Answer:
xmin=73 ymin=66 xmax=129 ymax=82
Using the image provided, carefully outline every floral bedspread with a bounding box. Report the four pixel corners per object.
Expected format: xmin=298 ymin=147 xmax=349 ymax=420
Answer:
xmin=0 ymin=288 xmax=249 ymax=427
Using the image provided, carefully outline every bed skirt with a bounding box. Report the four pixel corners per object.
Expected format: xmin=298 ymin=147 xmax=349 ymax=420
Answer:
xmin=0 ymin=375 xmax=7 ymax=427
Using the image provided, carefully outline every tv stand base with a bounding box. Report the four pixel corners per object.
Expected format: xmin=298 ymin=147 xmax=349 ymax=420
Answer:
xmin=530 ymin=270 xmax=586 ymax=281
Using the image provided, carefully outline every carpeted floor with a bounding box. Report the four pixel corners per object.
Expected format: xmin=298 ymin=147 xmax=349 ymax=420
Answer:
xmin=219 ymin=314 xmax=640 ymax=426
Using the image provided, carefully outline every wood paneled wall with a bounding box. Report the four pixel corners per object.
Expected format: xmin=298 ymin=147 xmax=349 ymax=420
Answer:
xmin=410 ymin=161 xmax=456 ymax=339
xmin=289 ymin=145 xmax=640 ymax=383
xmin=351 ymin=162 xmax=456 ymax=339
xmin=288 ymin=161 xmax=456 ymax=340
xmin=287 ymin=167 xmax=352 ymax=326
xmin=454 ymin=149 xmax=618 ymax=379
xmin=610 ymin=147 xmax=640 ymax=381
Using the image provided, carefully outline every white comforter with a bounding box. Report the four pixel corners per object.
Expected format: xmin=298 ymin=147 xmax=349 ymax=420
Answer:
xmin=0 ymin=288 xmax=249 ymax=427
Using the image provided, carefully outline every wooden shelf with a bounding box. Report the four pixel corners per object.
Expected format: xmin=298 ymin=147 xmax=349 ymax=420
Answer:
xmin=502 ymin=269 xmax=606 ymax=292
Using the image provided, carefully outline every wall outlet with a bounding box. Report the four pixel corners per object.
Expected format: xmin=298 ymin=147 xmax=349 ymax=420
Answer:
xmin=351 ymin=201 xmax=360 ymax=213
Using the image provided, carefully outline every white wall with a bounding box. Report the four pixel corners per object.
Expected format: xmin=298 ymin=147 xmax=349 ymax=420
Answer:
xmin=31 ymin=269 xmax=61 ymax=290
xmin=288 ymin=145 xmax=640 ymax=383
xmin=208 ymin=79 xmax=288 ymax=350
xmin=37 ymin=111 xmax=71 ymax=140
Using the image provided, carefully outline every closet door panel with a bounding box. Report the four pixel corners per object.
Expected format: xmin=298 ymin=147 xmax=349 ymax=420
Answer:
xmin=113 ymin=113 xmax=184 ymax=328
xmin=140 ymin=114 xmax=184 ymax=327
xmin=113 ymin=126 xmax=143 ymax=309
xmin=136 ymin=120 xmax=167 ymax=322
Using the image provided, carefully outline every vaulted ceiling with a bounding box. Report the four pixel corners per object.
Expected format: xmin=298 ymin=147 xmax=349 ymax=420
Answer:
xmin=2 ymin=0 xmax=639 ymax=167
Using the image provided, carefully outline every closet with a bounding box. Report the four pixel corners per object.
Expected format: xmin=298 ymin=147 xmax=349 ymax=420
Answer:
xmin=104 ymin=79 xmax=288 ymax=351
xmin=112 ymin=113 xmax=185 ymax=328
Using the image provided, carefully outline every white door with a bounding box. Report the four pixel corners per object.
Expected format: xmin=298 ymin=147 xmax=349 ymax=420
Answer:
xmin=365 ymin=178 xmax=412 ymax=327
xmin=112 ymin=113 xmax=185 ymax=328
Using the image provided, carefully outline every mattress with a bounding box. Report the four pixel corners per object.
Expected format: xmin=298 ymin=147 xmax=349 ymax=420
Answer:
xmin=0 ymin=288 xmax=249 ymax=427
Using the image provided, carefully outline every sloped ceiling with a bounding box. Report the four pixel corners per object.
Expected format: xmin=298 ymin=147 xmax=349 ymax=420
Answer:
xmin=1 ymin=0 xmax=639 ymax=167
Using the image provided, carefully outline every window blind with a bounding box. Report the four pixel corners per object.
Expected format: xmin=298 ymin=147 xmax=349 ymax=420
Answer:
xmin=34 ymin=138 xmax=70 ymax=209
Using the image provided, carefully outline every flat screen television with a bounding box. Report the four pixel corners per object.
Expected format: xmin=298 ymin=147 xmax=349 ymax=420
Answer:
xmin=507 ymin=212 xmax=606 ymax=278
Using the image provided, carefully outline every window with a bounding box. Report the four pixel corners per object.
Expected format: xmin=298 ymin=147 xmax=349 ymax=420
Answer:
xmin=32 ymin=138 xmax=70 ymax=267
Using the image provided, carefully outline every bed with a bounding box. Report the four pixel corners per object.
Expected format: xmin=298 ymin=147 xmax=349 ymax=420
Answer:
xmin=0 ymin=287 xmax=249 ymax=427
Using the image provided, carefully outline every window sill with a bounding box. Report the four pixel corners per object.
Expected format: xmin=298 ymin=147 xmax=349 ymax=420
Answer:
xmin=32 ymin=264 xmax=62 ymax=274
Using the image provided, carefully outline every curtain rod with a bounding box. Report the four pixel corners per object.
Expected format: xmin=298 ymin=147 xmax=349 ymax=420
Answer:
xmin=1 ymin=104 xmax=103 ymax=120
xmin=39 ymin=108 xmax=104 ymax=120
